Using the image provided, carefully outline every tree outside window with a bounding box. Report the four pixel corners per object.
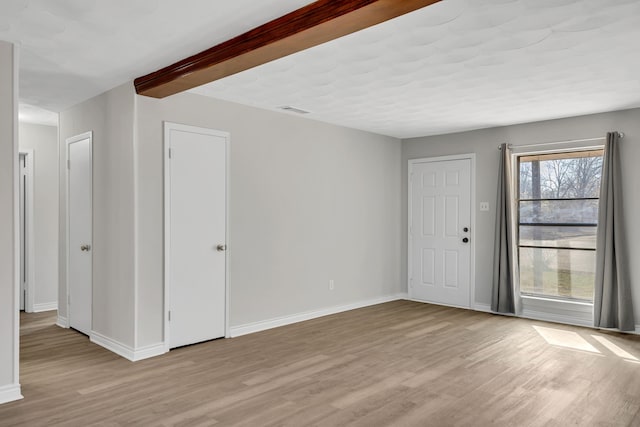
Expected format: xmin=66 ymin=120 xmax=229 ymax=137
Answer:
xmin=518 ymin=150 xmax=603 ymax=301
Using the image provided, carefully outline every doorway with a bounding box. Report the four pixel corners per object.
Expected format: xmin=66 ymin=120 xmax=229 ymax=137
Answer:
xmin=18 ymin=151 xmax=34 ymax=312
xmin=164 ymin=122 xmax=229 ymax=350
xmin=408 ymin=154 xmax=475 ymax=308
xmin=66 ymin=132 xmax=93 ymax=336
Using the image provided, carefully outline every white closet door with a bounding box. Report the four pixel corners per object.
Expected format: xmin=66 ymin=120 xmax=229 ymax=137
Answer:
xmin=68 ymin=134 xmax=93 ymax=335
xmin=166 ymin=123 xmax=227 ymax=349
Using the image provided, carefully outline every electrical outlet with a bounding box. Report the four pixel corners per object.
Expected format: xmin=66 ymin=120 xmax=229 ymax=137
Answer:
xmin=329 ymin=279 xmax=334 ymax=291
xmin=480 ymin=202 xmax=490 ymax=211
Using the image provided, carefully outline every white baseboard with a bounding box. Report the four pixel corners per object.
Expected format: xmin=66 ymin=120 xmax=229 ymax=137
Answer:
xmin=56 ymin=315 xmax=69 ymax=328
xmin=90 ymin=331 xmax=165 ymax=362
xmin=230 ymin=293 xmax=408 ymax=338
xmin=520 ymin=309 xmax=593 ymax=328
xmin=132 ymin=343 xmax=166 ymax=361
xmin=90 ymin=332 xmax=133 ymax=360
xmin=0 ymin=384 xmax=23 ymax=405
xmin=473 ymin=303 xmax=492 ymax=313
xmin=33 ymin=301 xmax=58 ymax=312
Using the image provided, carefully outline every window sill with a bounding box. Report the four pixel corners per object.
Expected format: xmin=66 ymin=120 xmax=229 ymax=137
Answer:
xmin=520 ymin=295 xmax=593 ymax=327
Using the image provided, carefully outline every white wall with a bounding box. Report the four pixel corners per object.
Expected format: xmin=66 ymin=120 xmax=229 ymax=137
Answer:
xmin=402 ymin=108 xmax=640 ymax=325
xmin=56 ymin=82 xmax=402 ymax=355
xmin=19 ymin=123 xmax=59 ymax=310
xmin=135 ymin=92 xmax=403 ymax=346
xmin=0 ymin=41 xmax=21 ymax=403
xmin=58 ymin=83 xmax=136 ymax=347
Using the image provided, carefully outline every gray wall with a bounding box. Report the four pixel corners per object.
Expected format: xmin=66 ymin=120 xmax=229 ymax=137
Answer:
xmin=52 ymin=80 xmax=640 ymax=358
xmin=0 ymin=41 xmax=19 ymax=397
xmin=402 ymin=108 xmax=640 ymax=324
xmin=19 ymin=123 xmax=59 ymax=308
xmin=135 ymin=92 xmax=403 ymax=346
xmin=59 ymin=83 xmax=136 ymax=347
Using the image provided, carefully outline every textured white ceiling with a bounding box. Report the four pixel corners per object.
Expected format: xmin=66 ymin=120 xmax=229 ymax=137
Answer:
xmin=2 ymin=0 xmax=640 ymax=136
xmin=191 ymin=0 xmax=640 ymax=138
xmin=0 ymin=0 xmax=314 ymax=116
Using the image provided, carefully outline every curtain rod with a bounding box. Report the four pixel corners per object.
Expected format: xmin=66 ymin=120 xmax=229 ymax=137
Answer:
xmin=498 ymin=132 xmax=624 ymax=150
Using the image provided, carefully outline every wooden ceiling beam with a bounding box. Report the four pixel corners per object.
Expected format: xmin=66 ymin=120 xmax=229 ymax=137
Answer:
xmin=134 ymin=0 xmax=441 ymax=98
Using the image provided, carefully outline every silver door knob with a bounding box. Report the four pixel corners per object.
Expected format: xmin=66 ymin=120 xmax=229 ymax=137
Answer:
xmin=80 ymin=244 xmax=91 ymax=251
xmin=216 ymin=244 xmax=227 ymax=252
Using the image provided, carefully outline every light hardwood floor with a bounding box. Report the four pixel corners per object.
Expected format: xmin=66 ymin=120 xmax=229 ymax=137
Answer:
xmin=2 ymin=300 xmax=640 ymax=426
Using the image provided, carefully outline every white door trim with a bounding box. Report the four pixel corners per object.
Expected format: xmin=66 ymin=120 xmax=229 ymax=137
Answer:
xmin=18 ymin=150 xmax=35 ymax=312
xmin=65 ymin=131 xmax=93 ymax=331
xmin=408 ymin=153 xmax=476 ymax=309
xmin=163 ymin=122 xmax=230 ymax=353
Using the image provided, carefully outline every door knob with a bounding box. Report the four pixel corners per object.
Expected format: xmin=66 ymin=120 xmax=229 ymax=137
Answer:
xmin=80 ymin=244 xmax=91 ymax=251
xmin=462 ymin=237 xmax=469 ymax=243
xmin=216 ymin=244 xmax=227 ymax=252
xmin=463 ymin=227 xmax=469 ymax=233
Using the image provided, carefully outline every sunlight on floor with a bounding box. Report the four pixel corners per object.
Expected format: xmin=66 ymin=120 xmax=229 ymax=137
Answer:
xmin=533 ymin=325 xmax=639 ymax=362
xmin=591 ymin=335 xmax=639 ymax=361
xmin=533 ymin=326 xmax=600 ymax=353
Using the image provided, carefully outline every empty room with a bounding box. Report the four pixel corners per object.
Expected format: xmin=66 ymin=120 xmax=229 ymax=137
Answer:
xmin=1 ymin=0 xmax=640 ymax=426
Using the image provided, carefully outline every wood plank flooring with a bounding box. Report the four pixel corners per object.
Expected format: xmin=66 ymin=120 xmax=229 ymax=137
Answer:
xmin=2 ymin=300 xmax=640 ymax=426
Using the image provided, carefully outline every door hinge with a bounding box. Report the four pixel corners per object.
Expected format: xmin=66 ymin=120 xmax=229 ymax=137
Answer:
xmin=168 ymin=148 xmax=172 ymax=159
xmin=168 ymin=310 xmax=171 ymax=321
xmin=67 ymin=159 xmax=71 ymax=169
xmin=68 ymin=294 xmax=71 ymax=305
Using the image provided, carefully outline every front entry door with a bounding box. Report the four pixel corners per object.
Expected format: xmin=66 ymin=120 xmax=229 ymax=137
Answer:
xmin=165 ymin=123 xmax=227 ymax=349
xmin=68 ymin=133 xmax=93 ymax=335
xmin=409 ymin=157 xmax=472 ymax=307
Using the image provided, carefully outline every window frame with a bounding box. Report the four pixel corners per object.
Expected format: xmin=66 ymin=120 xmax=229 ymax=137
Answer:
xmin=509 ymin=141 xmax=605 ymax=325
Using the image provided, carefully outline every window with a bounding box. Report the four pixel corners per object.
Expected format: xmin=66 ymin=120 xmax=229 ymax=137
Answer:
xmin=517 ymin=149 xmax=603 ymax=302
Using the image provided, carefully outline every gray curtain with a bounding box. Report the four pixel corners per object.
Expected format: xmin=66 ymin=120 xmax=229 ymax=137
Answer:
xmin=492 ymin=143 xmax=516 ymax=314
xmin=594 ymin=132 xmax=635 ymax=331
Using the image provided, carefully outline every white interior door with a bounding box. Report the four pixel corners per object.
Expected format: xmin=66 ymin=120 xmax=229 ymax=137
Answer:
xmin=68 ymin=133 xmax=93 ymax=335
xmin=409 ymin=157 xmax=472 ymax=307
xmin=19 ymin=154 xmax=26 ymax=311
xmin=165 ymin=123 xmax=227 ymax=349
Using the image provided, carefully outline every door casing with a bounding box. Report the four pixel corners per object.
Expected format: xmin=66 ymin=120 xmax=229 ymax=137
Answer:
xmin=408 ymin=154 xmax=476 ymax=309
xmin=163 ymin=122 xmax=230 ymax=352
xmin=18 ymin=150 xmax=35 ymax=312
